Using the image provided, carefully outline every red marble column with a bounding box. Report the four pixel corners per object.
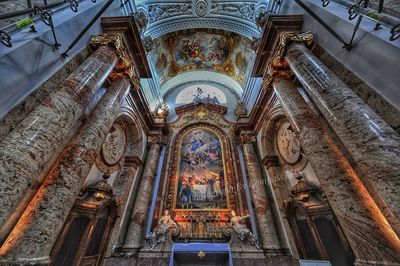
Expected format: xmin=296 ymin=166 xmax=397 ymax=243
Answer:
xmin=0 ymin=44 xmax=118 ymax=232
xmin=240 ymin=135 xmax=281 ymax=250
xmin=273 ymin=78 xmax=400 ymax=264
xmin=0 ymin=78 xmax=131 ymax=264
xmin=123 ymin=137 xmax=163 ymax=250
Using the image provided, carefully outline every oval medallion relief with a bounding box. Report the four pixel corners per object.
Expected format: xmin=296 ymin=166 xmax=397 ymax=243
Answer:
xmin=276 ymin=122 xmax=301 ymax=164
xmin=102 ymin=124 xmax=126 ymax=166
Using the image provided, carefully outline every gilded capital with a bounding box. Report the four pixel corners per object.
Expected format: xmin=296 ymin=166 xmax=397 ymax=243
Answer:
xmin=263 ymin=31 xmax=314 ymax=89
xmin=147 ymin=134 xmax=168 ymax=145
xmin=90 ymin=34 xmax=141 ymax=90
xmin=240 ymin=134 xmax=256 ymax=144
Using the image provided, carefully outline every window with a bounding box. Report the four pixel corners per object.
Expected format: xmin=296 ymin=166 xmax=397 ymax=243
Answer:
xmin=176 ymin=85 xmax=227 ymax=104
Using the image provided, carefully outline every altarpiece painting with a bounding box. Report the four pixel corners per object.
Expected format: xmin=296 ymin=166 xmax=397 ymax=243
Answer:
xmin=175 ymin=128 xmax=227 ymax=209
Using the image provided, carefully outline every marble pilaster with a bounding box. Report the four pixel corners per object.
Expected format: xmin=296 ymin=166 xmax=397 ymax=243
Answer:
xmin=123 ymin=137 xmax=162 ymax=250
xmin=0 ymin=78 xmax=131 ymax=264
xmin=273 ymin=78 xmax=400 ymax=264
xmin=285 ymin=43 xmax=400 ymax=235
xmin=263 ymin=156 xmax=298 ymax=258
xmin=240 ymin=135 xmax=281 ymax=251
xmin=0 ymin=44 xmax=118 ymax=231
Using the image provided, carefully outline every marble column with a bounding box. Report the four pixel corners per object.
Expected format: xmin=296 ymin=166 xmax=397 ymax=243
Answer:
xmin=240 ymin=135 xmax=281 ymax=251
xmin=273 ymin=78 xmax=400 ymax=264
xmin=0 ymin=44 xmax=118 ymax=230
xmin=123 ymin=137 xmax=162 ymax=250
xmin=0 ymin=78 xmax=131 ymax=264
xmin=285 ymin=43 xmax=400 ymax=234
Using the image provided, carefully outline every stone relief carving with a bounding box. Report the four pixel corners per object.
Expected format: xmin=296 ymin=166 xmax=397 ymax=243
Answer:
xmin=96 ymin=123 xmax=127 ymax=175
xmin=194 ymin=0 xmax=208 ymax=17
xmin=146 ymin=210 xmax=178 ymax=249
xmin=276 ymin=122 xmax=301 ymax=164
xmin=210 ymin=2 xmax=256 ymax=20
xmin=102 ymin=124 xmax=127 ymax=166
xmin=147 ymin=19 xmax=260 ymax=39
xmin=142 ymin=1 xmax=262 ymax=39
xmin=147 ymin=3 xmax=192 ymax=22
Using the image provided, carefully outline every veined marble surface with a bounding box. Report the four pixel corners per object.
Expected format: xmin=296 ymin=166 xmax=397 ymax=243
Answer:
xmin=315 ymin=47 xmax=400 ymax=134
xmin=286 ymin=44 xmax=400 ymax=235
xmin=0 ymin=45 xmax=118 ymax=232
xmin=0 ymin=78 xmax=131 ymax=263
xmin=242 ymin=142 xmax=280 ymax=250
xmin=123 ymin=142 xmax=161 ymax=249
xmin=0 ymin=48 xmax=91 ymax=142
xmin=274 ymin=79 xmax=400 ymax=264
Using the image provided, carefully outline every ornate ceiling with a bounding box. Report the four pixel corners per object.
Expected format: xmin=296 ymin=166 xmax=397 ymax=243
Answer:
xmin=149 ymin=29 xmax=254 ymax=88
xmin=135 ymin=0 xmax=269 ymax=97
xmin=136 ymin=0 xmax=269 ymax=38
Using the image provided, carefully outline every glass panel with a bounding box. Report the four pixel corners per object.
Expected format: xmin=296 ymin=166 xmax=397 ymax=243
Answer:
xmin=52 ymin=215 xmax=90 ymax=266
xmin=84 ymin=218 xmax=109 ymax=256
xmin=314 ymin=217 xmax=354 ymax=266
xmin=176 ymin=85 xmax=227 ymax=104
xmin=294 ymin=208 xmax=321 ymax=260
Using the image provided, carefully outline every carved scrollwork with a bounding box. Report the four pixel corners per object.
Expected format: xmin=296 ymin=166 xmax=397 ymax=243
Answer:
xmin=240 ymin=134 xmax=256 ymax=144
xmin=90 ymin=34 xmax=140 ymax=90
xmin=263 ymin=31 xmax=314 ymax=89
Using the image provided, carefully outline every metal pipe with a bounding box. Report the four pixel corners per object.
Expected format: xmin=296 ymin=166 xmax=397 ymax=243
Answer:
xmin=374 ymin=0 xmax=384 ymax=30
xmin=326 ymin=0 xmax=400 ymax=32
xmin=0 ymin=1 xmax=66 ymax=20
xmin=0 ymin=1 xmax=70 ymax=36
xmin=61 ymin=0 xmax=114 ymax=57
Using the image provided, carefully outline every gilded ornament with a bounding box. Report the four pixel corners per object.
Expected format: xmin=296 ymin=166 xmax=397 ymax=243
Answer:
xmin=90 ymin=34 xmax=140 ymax=90
xmin=240 ymin=134 xmax=256 ymax=144
xmin=148 ymin=134 xmax=167 ymax=145
xmin=234 ymin=101 xmax=247 ymax=117
xmin=263 ymin=31 xmax=314 ymax=89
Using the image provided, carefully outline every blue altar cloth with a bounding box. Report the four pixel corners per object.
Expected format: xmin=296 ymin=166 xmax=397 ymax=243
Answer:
xmin=169 ymin=243 xmax=233 ymax=266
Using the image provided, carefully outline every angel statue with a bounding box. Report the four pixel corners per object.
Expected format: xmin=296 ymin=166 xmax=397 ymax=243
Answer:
xmin=146 ymin=210 xmax=177 ymax=249
xmin=229 ymin=210 xmax=260 ymax=249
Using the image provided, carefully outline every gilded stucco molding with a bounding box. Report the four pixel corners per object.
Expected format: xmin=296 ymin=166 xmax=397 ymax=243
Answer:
xmin=263 ymin=31 xmax=314 ymax=90
xmin=148 ymin=134 xmax=168 ymax=145
xmin=90 ymin=34 xmax=141 ymax=90
xmin=239 ymin=134 xmax=256 ymax=144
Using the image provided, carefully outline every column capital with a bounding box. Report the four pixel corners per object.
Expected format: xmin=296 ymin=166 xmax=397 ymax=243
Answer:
xmin=147 ymin=134 xmax=167 ymax=145
xmin=240 ymin=134 xmax=256 ymax=144
xmin=263 ymin=31 xmax=314 ymax=89
xmin=90 ymin=34 xmax=140 ymax=90
xmin=262 ymin=155 xmax=281 ymax=169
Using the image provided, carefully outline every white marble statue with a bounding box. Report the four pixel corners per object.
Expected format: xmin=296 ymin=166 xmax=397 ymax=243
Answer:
xmin=146 ymin=210 xmax=177 ymax=249
xmin=229 ymin=210 xmax=259 ymax=248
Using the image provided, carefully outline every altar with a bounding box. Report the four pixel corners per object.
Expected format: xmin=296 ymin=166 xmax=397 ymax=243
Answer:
xmin=169 ymin=243 xmax=233 ymax=266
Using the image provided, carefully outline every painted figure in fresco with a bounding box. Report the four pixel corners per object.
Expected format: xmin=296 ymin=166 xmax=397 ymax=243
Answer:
xmin=180 ymin=38 xmax=206 ymax=64
xmin=147 ymin=210 xmax=177 ymax=249
xmin=230 ymin=210 xmax=259 ymax=248
xmin=177 ymin=129 xmax=227 ymax=209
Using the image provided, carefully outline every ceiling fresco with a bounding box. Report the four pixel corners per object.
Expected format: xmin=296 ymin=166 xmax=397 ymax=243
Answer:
xmin=151 ymin=30 xmax=254 ymax=88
